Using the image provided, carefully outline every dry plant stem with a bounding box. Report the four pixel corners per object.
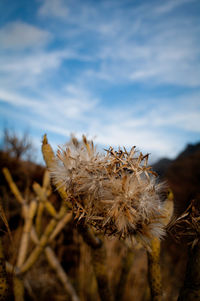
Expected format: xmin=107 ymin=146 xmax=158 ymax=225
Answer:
xmin=0 ymin=238 xmax=9 ymax=301
xmin=77 ymin=222 xmax=102 ymax=249
xmin=2 ymin=168 xmax=28 ymax=217
xmin=178 ymin=240 xmax=200 ymax=301
xmin=19 ymin=218 xmax=57 ymax=274
xmin=49 ymin=212 xmax=72 ymax=242
xmin=91 ymin=243 xmax=114 ymax=301
xmin=33 ymin=182 xmax=45 ymax=236
xmin=33 ymin=182 xmax=57 ymax=218
xmin=42 ymin=170 xmax=50 ymax=190
xmin=115 ymin=248 xmax=134 ymax=301
xmin=13 ymin=277 xmax=24 ymax=301
xmin=35 ymin=201 xmax=44 ymax=237
xmin=42 ymin=135 xmax=71 ymax=210
xmin=77 ymin=223 xmax=113 ymax=301
xmin=6 ymin=262 xmax=19 ymax=275
xmin=147 ymin=237 xmax=162 ymax=301
xmin=17 ymin=200 xmax=37 ymax=267
xmin=44 ymin=201 xmax=57 ymax=217
xmin=2 ymin=168 xmax=24 ymax=205
xmin=30 ymin=227 xmax=39 ymax=245
xmin=45 ymin=247 xmax=80 ymax=301
xmin=20 ymin=195 xmax=67 ymax=274
xmin=30 ymin=228 xmax=79 ymax=301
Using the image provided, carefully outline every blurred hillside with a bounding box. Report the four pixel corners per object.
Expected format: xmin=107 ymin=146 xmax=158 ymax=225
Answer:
xmin=153 ymin=142 xmax=200 ymax=214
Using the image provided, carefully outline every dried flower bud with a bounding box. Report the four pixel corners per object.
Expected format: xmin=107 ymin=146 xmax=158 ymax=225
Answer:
xmin=51 ymin=135 xmax=168 ymax=245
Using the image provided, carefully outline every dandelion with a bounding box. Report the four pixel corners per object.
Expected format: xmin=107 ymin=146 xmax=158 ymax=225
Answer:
xmin=51 ymin=135 xmax=168 ymax=245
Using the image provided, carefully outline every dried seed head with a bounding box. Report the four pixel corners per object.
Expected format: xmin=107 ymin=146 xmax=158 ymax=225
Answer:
xmin=51 ymin=135 xmax=168 ymax=245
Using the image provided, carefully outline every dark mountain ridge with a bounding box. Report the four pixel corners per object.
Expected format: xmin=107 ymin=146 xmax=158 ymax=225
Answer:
xmin=153 ymin=142 xmax=200 ymax=214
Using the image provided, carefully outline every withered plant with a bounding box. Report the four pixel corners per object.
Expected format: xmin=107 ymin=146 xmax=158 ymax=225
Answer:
xmin=169 ymin=199 xmax=200 ymax=300
xmin=49 ymin=134 xmax=173 ymax=301
xmin=1 ymin=134 xmax=174 ymax=301
xmin=51 ymin=135 xmax=168 ymax=245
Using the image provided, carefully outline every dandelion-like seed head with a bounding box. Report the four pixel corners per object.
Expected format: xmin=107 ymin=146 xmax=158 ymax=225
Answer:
xmin=51 ymin=135 xmax=168 ymax=245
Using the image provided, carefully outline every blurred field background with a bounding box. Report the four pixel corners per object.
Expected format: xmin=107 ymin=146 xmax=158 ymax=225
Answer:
xmin=0 ymin=130 xmax=199 ymax=300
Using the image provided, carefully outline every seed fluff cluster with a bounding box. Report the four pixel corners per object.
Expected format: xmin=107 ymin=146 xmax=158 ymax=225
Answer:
xmin=51 ymin=135 xmax=168 ymax=244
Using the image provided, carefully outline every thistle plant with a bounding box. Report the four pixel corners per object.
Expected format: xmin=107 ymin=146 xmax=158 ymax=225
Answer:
xmin=51 ymin=135 xmax=167 ymax=246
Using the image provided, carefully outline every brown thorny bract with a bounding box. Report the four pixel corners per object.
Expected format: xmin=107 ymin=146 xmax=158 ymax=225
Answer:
xmin=50 ymin=135 xmax=168 ymax=246
xmin=169 ymin=199 xmax=200 ymax=246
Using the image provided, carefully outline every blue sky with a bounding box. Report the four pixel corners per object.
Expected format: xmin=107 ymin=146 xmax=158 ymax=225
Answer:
xmin=0 ymin=0 xmax=200 ymax=163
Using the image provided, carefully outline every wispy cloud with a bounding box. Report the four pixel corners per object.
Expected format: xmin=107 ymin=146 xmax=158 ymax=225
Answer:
xmin=0 ymin=0 xmax=199 ymax=162
xmin=38 ymin=0 xmax=200 ymax=87
xmin=154 ymin=0 xmax=195 ymax=15
xmin=0 ymin=21 xmax=51 ymax=49
xmin=38 ymin=0 xmax=68 ymax=19
xmin=1 ymin=81 xmax=199 ymax=159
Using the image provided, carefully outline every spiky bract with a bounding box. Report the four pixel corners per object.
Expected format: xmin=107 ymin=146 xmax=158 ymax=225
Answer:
xmin=51 ymin=135 xmax=167 ymax=244
xmin=169 ymin=199 xmax=200 ymax=245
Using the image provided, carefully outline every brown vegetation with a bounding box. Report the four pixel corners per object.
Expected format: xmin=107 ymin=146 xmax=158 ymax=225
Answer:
xmin=0 ymin=131 xmax=199 ymax=300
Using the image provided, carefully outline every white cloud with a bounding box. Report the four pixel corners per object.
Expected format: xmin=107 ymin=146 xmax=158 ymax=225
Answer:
xmin=154 ymin=0 xmax=195 ymax=15
xmin=1 ymin=50 xmax=70 ymax=74
xmin=1 ymin=83 xmax=199 ymax=160
xmin=0 ymin=89 xmax=40 ymax=108
xmin=149 ymin=97 xmax=200 ymax=132
xmin=0 ymin=83 xmax=99 ymax=125
xmin=0 ymin=0 xmax=199 ymax=162
xmin=0 ymin=21 xmax=51 ymax=49
xmin=38 ymin=0 xmax=68 ymax=18
xmin=0 ymin=48 xmax=88 ymax=90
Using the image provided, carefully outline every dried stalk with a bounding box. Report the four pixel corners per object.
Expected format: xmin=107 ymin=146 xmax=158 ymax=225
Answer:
xmin=2 ymin=168 xmax=24 ymax=205
xmin=78 ymin=223 xmax=113 ymax=301
xmin=42 ymin=135 xmax=71 ymax=210
xmin=44 ymin=201 xmax=58 ymax=218
xmin=45 ymin=246 xmax=80 ymax=301
xmin=91 ymin=242 xmax=113 ymax=301
xmin=146 ymin=190 xmax=174 ymax=301
xmin=13 ymin=276 xmax=24 ymax=301
xmin=147 ymin=237 xmax=162 ymax=301
xmin=6 ymin=262 xmax=19 ymax=275
xmin=2 ymin=168 xmax=28 ymax=217
xmin=35 ymin=201 xmax=44 ymax=237
xmin=19 ymin=218 xmax=57 ymax=274
xmin=30 ymin=228 xmax=79 ymax=301
xmin=115 ymin=247 xmax=134 ymax=301
xmin=34 ymin=172 xmax=52 ymax=237
xmin=17 ymin=200 xmax=37 ymax=268
xmin=33 ymin=182 xmax=57 ymax=218
xmin=42 ymin=170 xmax=50 ymax=190
xmin=77 ymin=222 xmax=102 ymax=249
xmin=0 ymin=237 xmax=9 ymax=301
xmin=49 ymin=212 xmax=72 ymax=242
xmin=33 ymin=182 xmax=45 ymax=237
